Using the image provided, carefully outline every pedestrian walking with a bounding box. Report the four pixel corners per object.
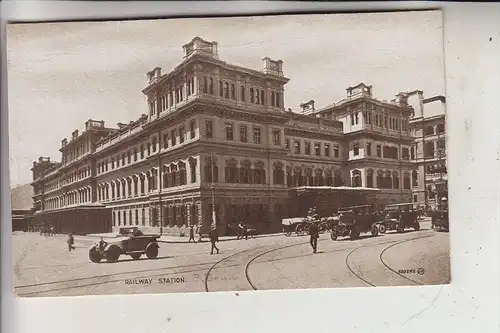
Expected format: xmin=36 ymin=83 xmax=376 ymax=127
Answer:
xmin=198 ymin=225 xmax=203 ymax=242
xmin=309 ymin=222 xmax=319 ymax=253
xmin=209 ymin=226 xmax=219 ymax=255
xmin=188 ymin=225 xmax=196 ymax=243
xmin=67 ymin=233 xmax=76 ymax=251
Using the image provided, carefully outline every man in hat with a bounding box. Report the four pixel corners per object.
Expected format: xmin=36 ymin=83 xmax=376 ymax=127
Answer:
xmin=209 ymin=226 xmax=219 ymax=255
xmin=309 ymin=220 xmax=319 ymax=253
xmin=67 ymin=233 xmax=76 ymax=252
xmin=188 ymin=224 xmax=196 ymax=243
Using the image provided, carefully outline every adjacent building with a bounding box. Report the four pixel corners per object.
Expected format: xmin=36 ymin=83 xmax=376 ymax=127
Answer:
xmin=407 ymin=93 xmax=447 ymax=209
xmin=29 ymin=37 xmax=446 ymax=236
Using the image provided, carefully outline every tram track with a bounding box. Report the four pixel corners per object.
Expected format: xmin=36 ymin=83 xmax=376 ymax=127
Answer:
xmin=344 ymin=234 xmax=432 ymax=287
xmin=16 ymin=231 xmax=435 ymax=296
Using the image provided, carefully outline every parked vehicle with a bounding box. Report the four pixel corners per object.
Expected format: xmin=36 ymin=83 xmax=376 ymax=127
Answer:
xmin=378 ymin=203 xmax=420 ymax=234
xmin=330 ymin=205 xmax=380 ymax=241
xmin=89 ymin=228 xmax=160 ymax=263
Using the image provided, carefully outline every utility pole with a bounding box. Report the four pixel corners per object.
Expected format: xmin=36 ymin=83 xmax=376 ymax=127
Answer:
xmin=210 ymin=151 xmax=216 ymax=229
xmin=421 ymin=97 xmax=428 ymax=210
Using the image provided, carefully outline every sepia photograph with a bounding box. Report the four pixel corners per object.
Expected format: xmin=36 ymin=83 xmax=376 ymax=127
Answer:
xmin=7 ymin=10 xmax=450 ymax=297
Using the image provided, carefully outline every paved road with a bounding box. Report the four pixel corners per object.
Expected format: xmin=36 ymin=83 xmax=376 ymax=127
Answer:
xmin=12 ymin=221 xmax=450 ymax=297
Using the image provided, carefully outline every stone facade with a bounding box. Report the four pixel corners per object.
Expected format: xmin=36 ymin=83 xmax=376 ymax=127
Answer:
xmin=31 ymin=37 xmax=438 ymax=235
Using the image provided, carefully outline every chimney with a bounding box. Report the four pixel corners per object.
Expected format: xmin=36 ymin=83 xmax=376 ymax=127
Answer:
xmin=71 ymin=129 xmax=79 ymax=140
xmin=300 ymin=100 xmax=315 ymax=113
xmin=61 ymin=138 xmax=68 ymax=147
xmin=262 ymin=57 xmax=284 ymax=76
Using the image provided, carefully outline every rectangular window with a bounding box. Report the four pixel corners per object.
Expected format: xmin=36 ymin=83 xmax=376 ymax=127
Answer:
xmin=240 ymin=125 xmax=248 ymax=142
xmin=179 ymin=126 xmax=184 ymax=143
xmin=226 ymin=123 xmax=234 ymax=140
xmin=402 ymin=147 xmax=410 ymax=160
xmin=140 ymin=145 xmax=144 ymax=159
xmin=190 ymin=120 xmax=196 ymax=139
xmin=152 ymin=137 xmax=157 ymax=152
xmin=163 ymin=134 xmax=168 ymax=149
xmin=127 ymin=150 xmax=131 ymax=163
xmin=305 ymin=142 xmax=311 ymax=155
xmin=366 ymin=143 xmax=372 ymax=156
xmin=241 ymin=86 xmax=245 ymax=101
xmin=334 ymin=145 xmax=339 ymax=158
xmin=272 ymin=129 xmax=281 ymax=146
xmin=383 ymin=146 xmax=398 ymax=159
xmin=324 ymin=144 xmax=330 ymax=157
xmin=376 ymin=145 xmax=382 ymax=157
xmin=271 ymin=92 xmax=275 ymax=107
xmin=171 ymin=130 xmax=176 ymax=146
xmin=294 ymin=141 xmax=300 ymax=154
xmin=315 ymin=143 xmax=321 ymax=156
xmin=253 ymin=127 xmax=261 ymax=144
xmin=206 ymin=120 xmax=213 ymax=138
xmin=285 ymin=139 xmax=290 ymax=150
xmin=353 ymin=144 xmax=359 ymax=156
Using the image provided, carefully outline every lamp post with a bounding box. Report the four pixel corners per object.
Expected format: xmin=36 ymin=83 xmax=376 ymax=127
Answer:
xmin=210 ymin=151 xmax=216 ymax=229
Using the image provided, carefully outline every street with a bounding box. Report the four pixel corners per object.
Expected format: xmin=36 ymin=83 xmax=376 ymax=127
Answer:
xmin=13 ymin=219 xmax=450 ymax=297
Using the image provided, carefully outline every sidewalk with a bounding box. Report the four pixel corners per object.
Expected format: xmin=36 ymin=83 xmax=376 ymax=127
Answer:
xmin=83 ymin=231 xmax=285 ymax=243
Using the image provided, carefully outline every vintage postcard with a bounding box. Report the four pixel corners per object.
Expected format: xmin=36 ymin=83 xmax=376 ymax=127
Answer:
xmin=7 ymin=11 xmax=449 ymax=297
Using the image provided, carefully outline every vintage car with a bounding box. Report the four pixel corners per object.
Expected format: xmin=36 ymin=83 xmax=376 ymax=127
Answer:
xmin=89 ymin=228 xmax=160 ymax=263
xmin=378 ymin=203 xmax=420 ymax=234
xmin=330 ymin=205 xmax=380 ymax=241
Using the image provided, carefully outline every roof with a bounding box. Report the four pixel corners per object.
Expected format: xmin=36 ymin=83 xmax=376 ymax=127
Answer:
xmin=10 ymin=184 xmax=34 ymax=210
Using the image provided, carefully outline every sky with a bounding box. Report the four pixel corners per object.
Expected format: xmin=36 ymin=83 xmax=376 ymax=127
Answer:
xmin=6 ymin=11 xmax=445 ymax=188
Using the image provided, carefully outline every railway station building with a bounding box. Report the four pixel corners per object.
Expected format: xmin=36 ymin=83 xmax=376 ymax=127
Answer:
xmin=30 ymin=37 xmax=441 ymax=236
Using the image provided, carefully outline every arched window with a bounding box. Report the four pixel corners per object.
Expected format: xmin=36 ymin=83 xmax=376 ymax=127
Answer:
xmin=260 ymin=90 xmax=265 ymax=105
xmin=253 ymin=161 xmax=266 ymax=184
xmin=334 ymin=170 xmax=344 ymax=187
xmin=376 ymin=170 xmax=384 ymax=189
xmin=204 ymin=157 xmax=218 ymax=183
xmin=273 ymin=162 xmax=285 ymax=185
xmin=286 ymin=166 xmax=293 ymax=188
xmin=139 ymin=174 xmax=145 ymax=194
xmin=240 ymin=85 xmax=245 ymax=101
xmin=325 ymin=169 xmax=333 ymax=186
xmin=224 ymin=82 xmax=229 ymax=98
xmin=219 ymin=80 xmax=223 ymax=97
xmin=412 ymin=170 xmax=419 ymax=187
xmin=250 ymin=88 xmax=255 ymax=103
xmin=424 ymin=126 xmax=434 ymax=135
xmin=403 ymin=172 xmax=411 ymax=189
xmin=231 ymin=84 xmax=235 ymax=99
xmin=294 ymin=166 xmax=303 ymax=187
xmin=239 ymin=160 xmax=252 ymax=184
xmin=127 ymin=178 xmax=132 ymax=197
xmin=133 ymin=176 xmax=138 ymax=196
xmin=276 ymin=92 xmax=281 ymax=107
xmin=225 ymin=159 xmax=238 ymax=183
xmin=314 ymin=169 xmax=324 ymax=186
xmin=383 ymin=171 xmax=392 ymax=189
xmin=366 ymin=169 xmax=374 ymax=188
xmin=170 ymin=164 xmax=178 ymax=187
xmin=189 ymin=158 xmax=197 ymax=183
xmin=351 ymin=169 xmax=362 ymax=187
xmin=162 ymin=166 xmax=169 ymax=188
xmin=179 ymin=162 xmax=187 ymax=185
xmin=392 ymin=171 xmax=400 ymax=189
xmin=305 ymin=168 xmax=313 ymax=186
